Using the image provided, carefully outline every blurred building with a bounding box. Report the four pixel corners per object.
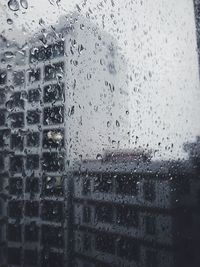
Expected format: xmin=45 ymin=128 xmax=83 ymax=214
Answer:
xmin=0 ymin=13 xmax=129 ymax=267
xmin=71 ymin=150 xmax=200 ymax=267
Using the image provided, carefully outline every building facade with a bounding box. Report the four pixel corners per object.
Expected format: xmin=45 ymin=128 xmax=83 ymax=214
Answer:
xmin=71 ymin=151 xmax=200 ymax=267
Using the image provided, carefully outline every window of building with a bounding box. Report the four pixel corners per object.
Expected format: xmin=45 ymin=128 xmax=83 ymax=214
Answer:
xmin=0 ymin=129 xmax=9 ymax=148
xmin=116 ymin=205 xmax=139 ymax=228
xmin=82 ymin=177 xmax=91 ymax=196
xmin=7 ymin=224 xmax=22 ymax=242
xmin=42 ymin=152 xmax=64 ymax=172
xmin=13 ymin=71 xmax=25 ymax=86
xmin=27 ymin=131 xmax=40 ymax=147
xmin=0 ymin=155 xmax=4 ymax=171
xmin=83 ymin=234 xmax=91 ymax=251
xmin=27 ymin=110 xmax=40 ymax=124
xmin=0 ymin=89 xmax=6 ymax=104
xmin=44 ymin=62 xmax=64 ymax=81
xmin=29 ymin=68 xmax=41 ymax=82
xmin=43 ymin=128 xmax=64 ymax=148
xmin=10 ymin=112 xmax=24 ymax=128
xmin=95 ymin=233 xmax=115 ymax=254
xmin=0 ymin=70 xmax=7 ymax=85
xmin=41 ymin=200 xmax=63 ymax=222
xmin=42 ymin=225 xmax=64 ymax=248
xmin=10 ymin=155 xmax=23 ymax=173
xmin=28 ymin=87 xmax=41 ymax=102
xmin=11 ymin=133 xmax=24 ymax=150
xmin=8 ymin=201 xmax=23 ymax=218
xmin=95 ymin=203 xmax=113 ymax=223
xmin=94 ymin=173 xmax=113 ymax=193
xmin=7 ymin=247 xmax=22 ymax=265
xmin=83 ymin=206 xmax=91 ymax=223
xmin=42 ymin=176 xmax=63 ymax=196
xmin=9 ymin=177 xmax=23 ymax=195
xmin=116 ymin=174 xmax=138 ymax=196
xmin=145 ymin=216 xmax=156 ymax=235
xmin=117 ymin=237 xmax=139 ymax=261
xmin=25 ymin=201 xmax=39 ymax=217
xmin=0 ymin=109 xmax=6 ymax=126
xmin=24 ymin=250 xmax=38 ymax=266
xmin=43 ymin=106 xmax=64 ymax=125
xmin=8 ymin=91 xmax=25 ymax=109
xmin=25 ymin=223 xmax=39 ymax=242
xmin=41 ymin=251 xmax=64 ymax=267
xmin=43 ymin=83 xmax=64 ymax=103
xmin=146 ymin=250 xmax=157 ymax=267
xmin=26 ymin=177 xmax=39 ymax=194
xmin=26 ymin=154 xmax=39 ymax=170
xmin=143 ymin=181 xmax=156 ymax=202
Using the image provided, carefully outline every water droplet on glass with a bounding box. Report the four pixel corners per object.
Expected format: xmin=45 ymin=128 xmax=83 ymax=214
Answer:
xmin=4 ymin=51 xmax=15 ymax=59
xmin=116 ymin=120 xmax=120 ymax=127
xmin=96 ymin=154 xmax=103 ymax=160
xmin=20 ymin=0 xmax=28 ymax=9
xmin=8 ymin=0 xmax=19 ymax=11
xmin=7 ymin=18 xmax=13 ymax=25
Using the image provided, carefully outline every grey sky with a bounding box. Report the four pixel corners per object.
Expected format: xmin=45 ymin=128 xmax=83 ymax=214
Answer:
xmin=1 ymin=0 xmax=200 ymax=160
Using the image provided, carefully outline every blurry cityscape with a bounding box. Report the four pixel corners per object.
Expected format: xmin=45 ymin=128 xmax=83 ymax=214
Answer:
xmin=0 ymin=4 xmax=200 ymax=267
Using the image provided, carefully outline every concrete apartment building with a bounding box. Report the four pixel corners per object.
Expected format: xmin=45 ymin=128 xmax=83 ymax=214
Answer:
xmin=0 ymin=13 xmax=128 ymax=267
xmin=71 ymin=150 xmax=200 ymax=267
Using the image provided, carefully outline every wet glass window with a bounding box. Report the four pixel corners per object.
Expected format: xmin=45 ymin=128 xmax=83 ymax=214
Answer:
xmin=42 ymin=152 xmax=64 ymax=172
xmin=10 ymin=155 xmax=23 ymax=173
xmin=2 ymin=1 xmax=200 ymax=267
xmin=7 ymin=224 xmax=22 ymax=242
xmin=94 ymin=174 xmax=112 ymax=193
xmin=7 ymin=247 xmax=22 ymax=265
xmin=43 ymin=83 xmax=64 ymax=103
xmin=116 ymin=205 xmax=139 ymax=227
xmin=43 ymin=106 xmax=64 ymax=125
xmin=41 ymin=251 xmax=64 ymax=267
xmin=28 ymin=87 xmax=41 ymax=102
xmin=145 ymin=216 xmax=156 ymax=235
xmin=143 ymin=181 xmax=156 ymax=202
xmin=95 ymin=203 xmax=113 ymax=223
xmin=41 ymin=200 xmax=64 ymax=222
xmin=27 ymin=131 xmax=40 ymax=147
xmin=24 ymin=250 xmax=38 ymax=266
xmin=25 ymin=224 xmax=39 ymax=242
xmin=0 ymin=70 xmax=7 ymax=85
xmin=0 ymin=109 xmax=6 ymax=126
xmin=29 ymin=68 xmax=41 ymax=83
xmin=26 ymin=154 xmax=39 ymax=170
xmin=82 ymin=177 xmax=91 ymax=196
xmin=10 ymin=112 xmax=24 ymax=128
xmin=10 ymin=133 xmax=24 ymax=150
xmin=25 ymin=201 xmax=39 ymax=217
xmin=27 ymin=110 xmax=40 ymax=124
xmin=13 ymin=71 xmax=25 ymax=86
xmin=42 ymin=176 xmax=63 ymax=196
xmin=0 ymin=89 xmax=6 ymax=105
xmin=44 ymin=62 xmax=64 ymax=81
xmin=117 ymin=237 xmax=139 ymax=261
xmin=146 ymin=250 xmax=158 ymax=267
xmin=116 ymin=174 xmax=138 ymax=196
xmin=30 ymin=41 xmax=64 ymax=63
xmin=95 ymin=233 xmax=115 ymax=254
xmin=8 ymin=91 xmax=25 ymax=109
xmin=43 ymin=128 xmax=64 ymax=148
xmin=26 ymin=177 xmax=39 ymax=194
xmin=83 ymin=206 xmax=91 ymax=223
xmin=8 ymin=201 xmax=23 ymax=219
xmin=9 ymin=177 xmax=23 ymax=195
xmin=41 ymin=225 xmax=64 ymax=248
